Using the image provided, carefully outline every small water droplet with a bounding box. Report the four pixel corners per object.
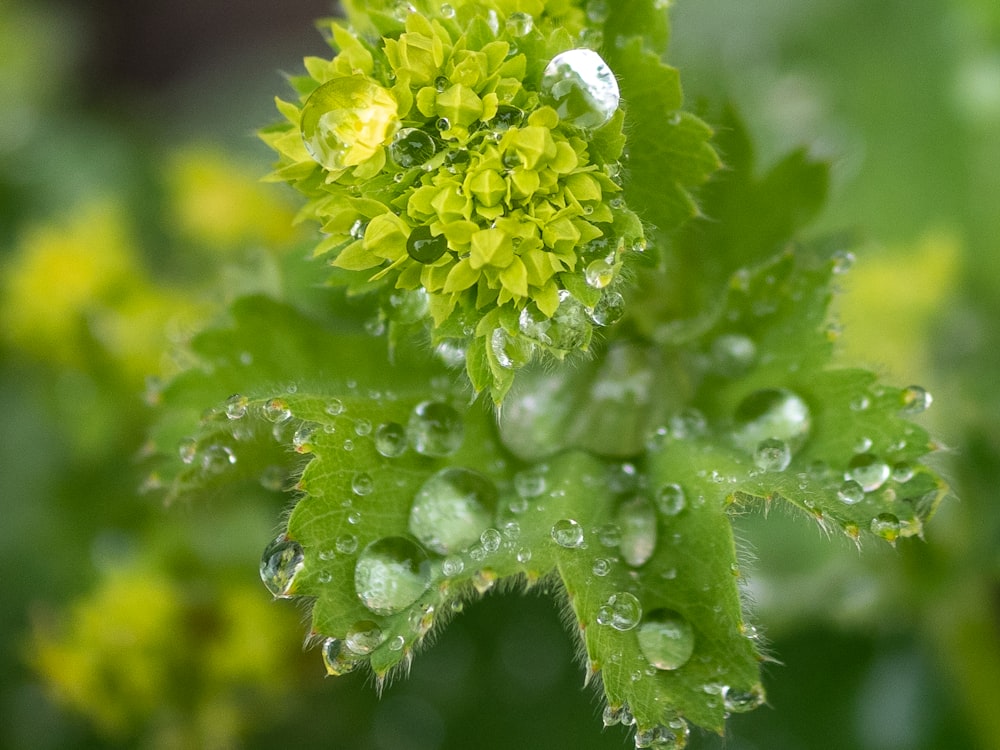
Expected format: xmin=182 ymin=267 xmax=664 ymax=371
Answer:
xmin=325 ymin=399 xmax=345 ymax=416
xmin=472 ymin=569 xmax=497 ymax=594
xmin=891 ymin=461 xmax=916 ymax=483
xmin=505 ymin=11 xmax=534 ymax=37
xmin=634 ymin=722 xmax=688 ymax=750
xmin=638 ymin=609 xmax=695 ymax=670
xmin=732 ymin=388 xmax=811 ymax=454
xmin=848 ymin=453 xmax=891 ymax=492
xmin=850 ymin=394 xmax=871 ymax=411
xmin=870 ymin=512 xmax=901 ymax=542
xmin=654 ymin=484 xmax=686 ymax=516
xmin=754 ymin=437 xmax=791 ymax=471
xmin=551 ymin=518 xmax=585 ymax=548
xmin=321 ymin=637 xmax=358 ymax=676
xmin=200 ymin=444 xmax=236 ymax=473
xmin=293 ymin=424 xmax=317 ymax=453
xmin=589 ymin=291 xmax=625 ymax=326
xmin=837 ymin=479 xmax=865 ymax=505
xmin=300 ymin=76 xmax=399 ymax=171
xmin=618 ymin=496 xmax=657 ymax=567
xmin=442 ymin=555 xmax=464 ymax=576
xmin=514 ymin=467 xmax=547 ymax=498
xmin=439 ymin=2 xmax=455 ymax=18
xmin=264 ymin=398 xmax=292 ymax=423
xmin=355 ymin=537 xmax=431 ymax=616
xmin=409 ymin=468 xmax=497 ymax=554
xmin=336 ymin=534 xmax=358 ymax=555
xmin=260 ymin=536 xmax=304 ymax=598
xmin=345 ymin=620 xmax=384 ymax=655
xmin=516 ymin=547 xmax=532 ymax=564
xmin=832 ymin=249 xmax=855 ymax=274
xmin=596 ymin=592 xmax=642 ymax=631
xmin=900 ymin=385 xmax=932 ymax=415
xmin=374 ymin=421 xmax=407 ymax=457
xmin=406 ymin=224 xmax=450 ymax=263
xmin=710 ymin=333 xmax=756 ymax=376
xmin=585 ymin=258 xmax=616 ymax=288
xmin=723 ymin=684 xmax=766 ymax=713
xmin=593 ymin=558 xmax=612 ymax=576
xmin=408 ymin=401 xmax=464 ymax=457
xmin=480 ymin=528 xmax=502 ymax=552
xmin=540 ymin=48 xmax=620 ymax=129
xmin=351 ymin=472 xmax=374 ymax=496
xmin=178 ymin=437 xmax=197 ymax=464
xmin=224 ymin=394 xmax=248 ymax=419
xmin=597 ymin=523 xmax=622 ymax=547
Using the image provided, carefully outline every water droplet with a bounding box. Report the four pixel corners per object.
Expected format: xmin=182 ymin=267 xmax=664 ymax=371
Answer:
xmin=603 ymin=705 xmax=624 ymax=727
xmin=669 ymin=408 xmax=707 ymax=439
xmin=586 ymin=0 xmax=610 ymax=23
xmin=260 ymin=536 xmax=304 ymax=598
xmin=837 ymin=479 xmax=865 ymax=505
xmin=480 ymin=528 xmax=502 ymax=552
xmin=293 ymin=424 xmax=316 ymax=453
xmin=178 ymin=437 xmax=197 ymax=464
xmin=711 ymin=333 xmax=756 ymax=376
xmin=325 ymin=399 xmax=345 ymax=416
xmin=854 ymin=435 xmax=874 ymax=453
xmin=321 ymin=637 xmax=358 ymax=676
xmin=440 ymin=3 xmax=456 ymax=19
xmin=723 ymin=684 xmax=766 ymax=713
xmin=850 ymin=394 xmax=871 ymax=411
xmin=355 ymin=537 xmax=431 ymax=616
xmin=505 ymin=11 xmax=534 ymax=37
xmin=224 ymin=394 xmax=248 ymax=419
xmin=354 ymin=418 xmax=372 ymax=436
xmin=551 ymin=518 xmax=585 ymax=548
xmin=618 ymin=496 xmax=657 ymax=567
xmin=832 ymin=249 xmax=855 ymax=274
xmin=589 ymin=291 xmax=625 ymax=326
xmin=345 ymin=620 xmax=384 ymax=655
xmin=540 ymin=48 xmax=620 ymax=129
xmin=900 ymin=385 xmax=932 ymax=415
xmin=732 ymin=388 xmax=811 ymax=454
xmin=754 ymin=437 xmax=791 ymax=472
xmin=848 ymin=453 xmax=890 ymax=492
xmin=516 ymin=547 xmax=532 ymax=563
xmin=871 ymin=513 xmax=901 ymax=542
xmin=634 ymin=722 xmax=688 ymax=750
xmin=408 ymin=401 xmax=464 ymax=457
xmin=593 ymin=558 xmax=612 ymax=576
xmin=637 ymin=609 xmax=695 ymax=670
xmin=409 ymin=468 xmax=497 ymax=555
xmin=513 ymin=467 xmax=547 ymax=498
xmin=891 ymin=461 xmax=916 ymax=483
xmin=264 ymin=398 xmax=292 ymax=423
xmin=597 ymin=523 xmax=622 ymax=547
xmin=374 ymin=421 xmax=408 ymax=457
xmin=472 ymin=569 xmax=497 ymax=593
xmin=596 ymin=592 xmax=642 ymax=631
xmin=351 ymin=472 xmax=374 ymax=496
xmin=654 ymin=484 xmax=687 ymax=516
xmin=300 ymin=76 xmax=399 ymax=171
xmin=336 ymin=534 xmax=358 ymax=555
xmin=347 ymin=510 xmax=362 ymax=525
xmin=585 ymin=258 xmax=616 ymax=288
xmin=442 ymin=555 xmax=464 ymax=576
xmin=406 ymin=224 xmax=449 ymax=263
xmin=200 ymin=444 xmax=236 ymax=473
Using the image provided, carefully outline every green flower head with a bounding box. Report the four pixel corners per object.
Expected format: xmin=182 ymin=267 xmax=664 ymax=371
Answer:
xmin=262 ymin=0 xmax=645 ymax=401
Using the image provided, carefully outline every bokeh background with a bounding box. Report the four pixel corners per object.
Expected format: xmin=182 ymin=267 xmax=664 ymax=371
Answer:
xmin=1 ymin=1 xmax=998 ymax=748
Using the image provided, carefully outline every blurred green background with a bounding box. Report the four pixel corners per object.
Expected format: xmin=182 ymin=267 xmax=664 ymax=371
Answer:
xmin=1 ymin=1 xmax=997 ymax=748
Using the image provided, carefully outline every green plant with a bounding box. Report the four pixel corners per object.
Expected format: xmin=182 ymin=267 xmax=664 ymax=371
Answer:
xmin=148 ymin=1 xmax=947 ymax=747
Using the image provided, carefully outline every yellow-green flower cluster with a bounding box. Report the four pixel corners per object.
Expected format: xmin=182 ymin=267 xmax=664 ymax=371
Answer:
xmin=262 ymin=0 xmax=644 ymax=399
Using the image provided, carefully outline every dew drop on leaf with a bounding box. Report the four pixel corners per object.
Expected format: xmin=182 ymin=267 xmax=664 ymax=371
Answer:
xmin=406 ymin=224 xmax=449 ymax=263
xmin=540 ymin=49 xmax=620 ymax=129
xmin=321 ymin=637 xmax=358 ymax=676
xmin=389 ymin=127 xmax=436 ymax=168
xmin=260 ymin=536 xmax=304 ymax=598
xmin=754 ymin=437 xmax=791 ymax=472
xmin=589 ymin=291 xmax=625 ymax=326
xmin=732 ymin=387 xmax=811 ymax=454
xmin=654 ymin=483 xmax=687 ymax=516
xmin=892 ymin=461 xmax=916 ymax=483
xmin=263 ymin=397 xmax=293 ymax=424
xmin=617 ymin=496 xmax=657 ymax=567
xmin=505 ymin=11 xmax=533 ymax=37
xmin=300 ymin=76 xmax=399 ymax=171
xmin=634 ymin=721 xmax=688 ymax=750
xmin=513 ymin=466 xmax=547 ymax=498
xmin=551 ymin=518 xmax=585 ymax=548
xmin=637 ymin=609 xmax=695 ymax=670
xmin=336 ymin=534 xmax=359 ymax=555
xmin=409 ymin=467 xmax=497 ymax=554
xmin=351 ymin=471 xmax=374 ymax=496
xmin=345 ymin=620 xmax=384 ymax=655
xmin=407 ymin=400 xmax=464 ymax=457
xmin=374 ymin=421 xmax=408 ymax=457
xmin=870 ymin=513 xmax=901 ymax=542
xmin=837 ymin=479 xmax=865 ymax=505
xmin=710 ymin=333 xmax=757 ymax=376
xmin=847 ymin=453 xmax=891 ymax=492
xmin=723 ymin=684 xmax=766 ymax=713
xmin=354 ymin=537 xmax=432 ymax=616
xmin=178 ymin=437 xmax=197 ymax=464
xmin=480 ymin=527 xmax=502 ymax=552
xmin=900 ymin=385 xmax=933 ymax=415
xmin=224 ymin=394 xmax=248 ymax=419
xmin=596 ymin=592 xmax=642 ymax=631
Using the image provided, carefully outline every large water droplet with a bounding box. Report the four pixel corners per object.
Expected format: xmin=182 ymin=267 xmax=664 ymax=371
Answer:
xmin=617 ymin=496 xmax=657 ymax=567
xmin=589 ymin=291 xmax=625 ymax=327
xmin=551 ymin=518 xmax=585 ymax=548
xmin=847 ymin=453 xmax=891 ymax=492
xmin=260 ymin=536 xmax=304 ymax=598
xmin=732 ymin=388 xmax=811 ymax=454
xmin=637 ymin=609 xmax=695 ymax=670
xmin=389 ymin=127 xmax=436 ymax=168
xmin=354 ymin=537 xmax=431 ymax=615
xmin=837 ymin=479 xmax=865 ymax=505
xmin=407 ymin=400 xmax=464 ymax=457
xmin=409 ymin=468 xmax=497 ymax=554
xmin=300 ymin=76 xmax=399 ymax=171
xmin=900 ymin=385 xmax=932 ymax=415
xmin=406 ymin=224 xmax=450 ymax=263
xmin=540 ymin=49 xmax=620 ymax=129
xmin=596 ymin=592 xmax=642 ymax=631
